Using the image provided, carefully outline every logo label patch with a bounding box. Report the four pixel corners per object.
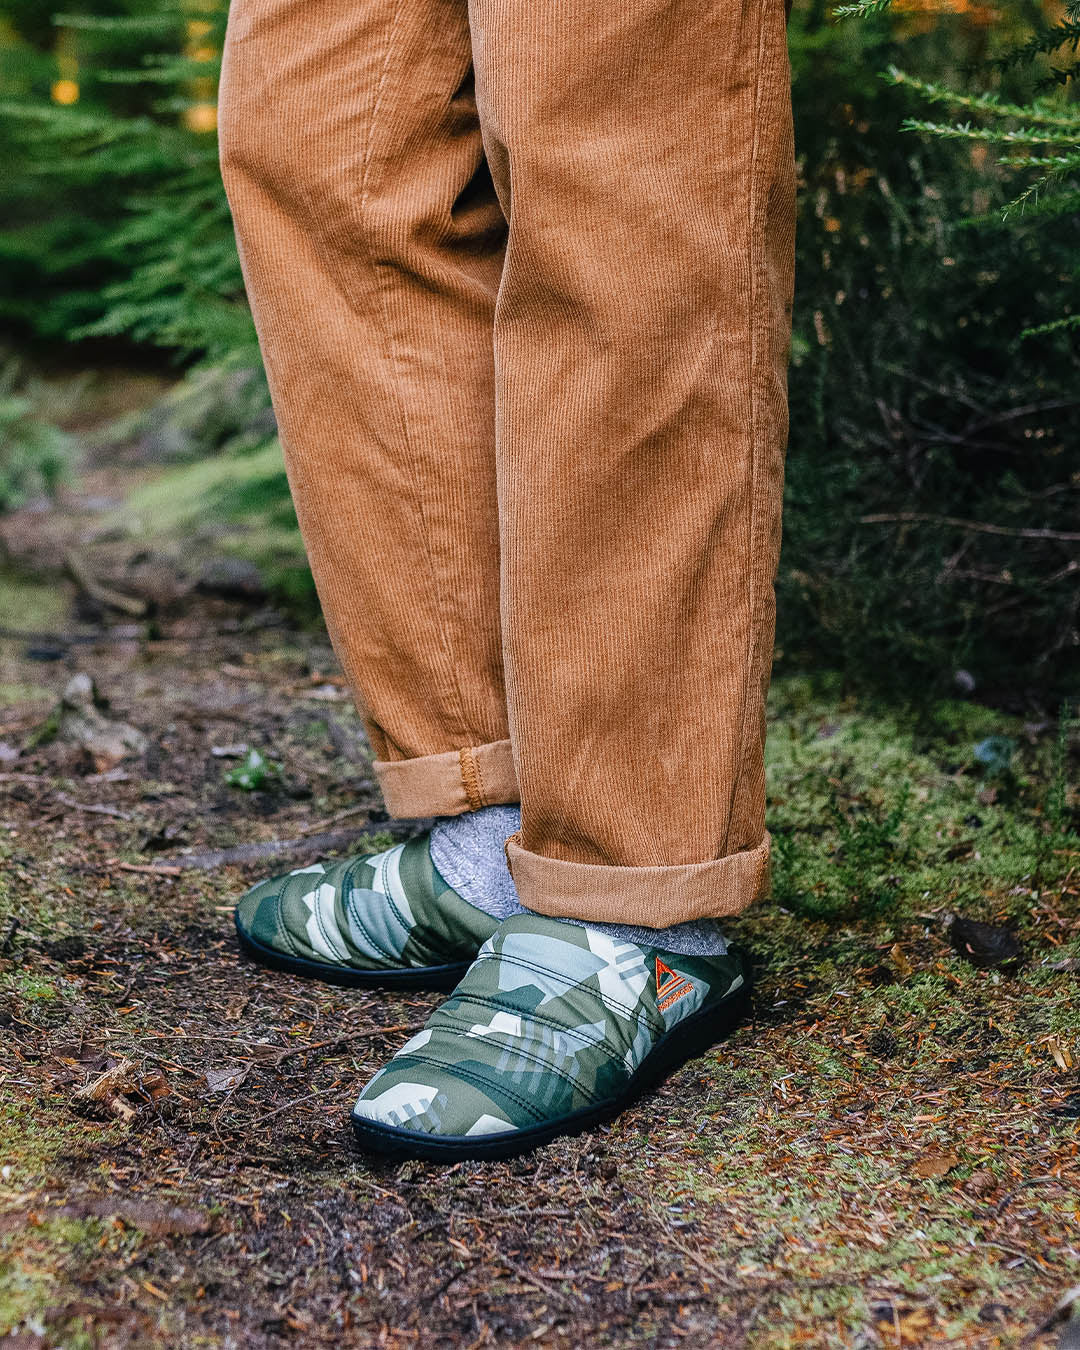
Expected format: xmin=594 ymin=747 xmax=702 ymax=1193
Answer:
xmin=655 ymin=957 xmax=693 ymax=1013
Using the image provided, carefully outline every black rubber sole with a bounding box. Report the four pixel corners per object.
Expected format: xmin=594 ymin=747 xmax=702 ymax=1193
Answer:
xmin=235 ymin=916 xmax=473 ymax=992
xmin=350 ymin=981 xmax=753 ymax=1162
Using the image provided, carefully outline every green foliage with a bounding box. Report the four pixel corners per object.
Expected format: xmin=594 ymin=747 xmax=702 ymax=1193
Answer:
xmin=118 ymin=439 xmax=318 ymax=613
xmin=781 ymin=0 xmax=1079 ymax=700
xmin=772 ymin=783 xmax=910 ymax=922
xmin=1033 ymin=698 xmax=1080 ymax=887
xmin=764 ymin=675 xmax=1077 ymax=927
xmin=829 ymin=783 xmax=912 ymax=917
xmin=0 ymin=363 xmax=76 ymax=510
xmin=0 ymin=0 xmax=254 ymax=364
xmin=866 ymin=0 xmax=1080 ymax=335
xmin=1 ymin=0 xmax=1077 ymax=696
xmin=135 ymin=364 xmax=274 ymax=462
xmin=224 ymin=746 xmax=280 ymax=791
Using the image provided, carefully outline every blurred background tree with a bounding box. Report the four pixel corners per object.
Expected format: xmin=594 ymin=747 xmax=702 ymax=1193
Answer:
xmin=0 ymin=0 xmax=1077 ymax=703
xmin=782 ymin=0 xmax=1079 ymax=703
xmin=0 ymin=0 xmax=249 ymax=357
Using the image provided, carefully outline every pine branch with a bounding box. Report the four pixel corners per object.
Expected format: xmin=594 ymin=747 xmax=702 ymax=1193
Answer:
xmin=1021 ymin=314 xmax=1080 ymax=339
xmin=832 ymin=0 xmax=893 ymax=17
xmin=900 ymin=118 xmax=1078 ymax=147
xmin=987 ymin=19 xmax=1080 ymax=75
xmin=884 ymin=69 xmax=1079 ymax=130
xmin=100 ymin=60 xmax=224 ymax=86
xmin=52 ymin=12 xmax=182 ymax=34
xmin=1004 ymin=154 xmax=1080 ymax=170
xmin=1002 ymin=168 xmax=1080 ymax=221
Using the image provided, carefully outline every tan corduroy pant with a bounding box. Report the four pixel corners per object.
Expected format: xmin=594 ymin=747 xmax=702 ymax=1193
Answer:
xmin=218 ymin=0 xmax=796 ymax=929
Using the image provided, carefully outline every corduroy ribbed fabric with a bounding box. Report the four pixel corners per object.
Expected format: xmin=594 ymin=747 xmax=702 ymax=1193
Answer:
xmin=218 ymin=0 xmax=796 ymax=928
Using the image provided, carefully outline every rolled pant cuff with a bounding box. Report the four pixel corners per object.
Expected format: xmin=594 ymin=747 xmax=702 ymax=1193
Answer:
xmin=504 ymin=833 xmax=771 ymax=928
xmin=373 ymin=739 xmax=519 ymax=818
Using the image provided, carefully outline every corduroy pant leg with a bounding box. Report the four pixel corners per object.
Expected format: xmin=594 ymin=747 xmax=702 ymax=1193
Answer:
xmin=218 ymin=0 xmax=519 ymax=817
xmin=470 ymin=0 xmax=796 ymax=925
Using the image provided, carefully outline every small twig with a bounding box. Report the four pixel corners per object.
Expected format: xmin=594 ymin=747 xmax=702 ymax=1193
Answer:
xmin=991 ymin=1173 xmax=1058 ymax=1216
xmin=259 ymin=1085 xmax=335 ymax=1123
xmin=0 ymin=625 xmax=286 ymax=650
xmin=137 ymin=1055 xmax=204 ymax=1080
xmin=107 ymin=860 xmax=183 ymax=878
xmin=209 ymin=1070 xmax=252 ymax=1140
xmin=497 ymin=1207 xmax=574 ymax=1221
xmin=55 ymin=792 xmax=133 ymax=821
xmin=664 ymin=1231 xmax=857 ymax=1295
xmin=425 ymin=1259 xmax=481 ymax=1305
xmin=149 ymin=828 xmax=376 ymax=872
xmin=299 ymin=805 xmax=371 ymax=836
xmin=859 ymin=512 xmax=1080 ymax=543
xmin=500 ymin=1256 xmax=585 ymax=1307
xmin=273 ymin=1022 xmax=427 ymax=1065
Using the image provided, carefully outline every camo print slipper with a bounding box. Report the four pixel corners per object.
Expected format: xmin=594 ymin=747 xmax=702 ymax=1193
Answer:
xmin=235 ymin=833 xmax=499 ymax=990
xmin=350 ymin=912 xmax=752 ymax=1160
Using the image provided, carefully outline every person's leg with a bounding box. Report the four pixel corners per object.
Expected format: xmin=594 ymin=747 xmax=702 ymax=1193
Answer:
xmin=478 ymin=0 xmax=796 ymax=927
xmin=219 ymin=0 xmax=526 ymax=986
xmin=218 ymin=0 xmax=515 ymax=818
xmin=352 ymin=0 xmax=795 ymax=1156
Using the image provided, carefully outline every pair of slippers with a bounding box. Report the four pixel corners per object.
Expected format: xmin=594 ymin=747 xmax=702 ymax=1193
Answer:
xmin=235 ymin=834 xmax=752 ymax=1161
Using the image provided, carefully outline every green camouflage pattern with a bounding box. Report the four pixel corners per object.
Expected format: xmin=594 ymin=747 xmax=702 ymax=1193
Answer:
xmin=235 ymin=834 xmax=499 ymax=974
xmin=351 ymin=912 xmax=749 ymax=1141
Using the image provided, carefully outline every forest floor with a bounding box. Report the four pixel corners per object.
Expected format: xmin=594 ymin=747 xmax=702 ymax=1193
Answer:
xmin=0 ymin=379 xmax=1077 ymax=1348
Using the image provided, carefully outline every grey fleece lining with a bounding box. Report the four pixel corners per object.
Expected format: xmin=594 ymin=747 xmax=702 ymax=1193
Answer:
xmin=428 ymin=806 xmax=729 ymax=958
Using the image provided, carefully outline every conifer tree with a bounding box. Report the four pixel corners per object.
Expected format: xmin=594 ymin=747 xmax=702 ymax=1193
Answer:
xmin=0 ymin=0 xmax=251 ymax=363
xmin=837 ymin=0 xmax=1079 ymax=334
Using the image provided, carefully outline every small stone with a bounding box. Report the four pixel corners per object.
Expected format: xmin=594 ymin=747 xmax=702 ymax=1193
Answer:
xmin=196 ymin=557 xmax=266 ymax=601
xmin=125 ymin=551 xmax=192 ymax=609
xmin=943 ymin=913 xmax=1023 ymax=970
xmin=63 ymin=673 xmax=98 ymax=710
xmin=51 ymin=674 xmax=148 ymax=768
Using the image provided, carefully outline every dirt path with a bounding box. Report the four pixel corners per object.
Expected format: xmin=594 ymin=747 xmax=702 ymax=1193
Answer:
xmin=0 ymin=448 xmax=1077 ymax=1348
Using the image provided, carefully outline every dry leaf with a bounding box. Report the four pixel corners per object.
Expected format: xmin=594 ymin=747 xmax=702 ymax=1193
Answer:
xmin=141 ymin=1071 xmax=171 ymax=1100
xmin=205 ymin=1066 xmax=249 ymax=1093
xmin=889 ymin=943 xmax=913 ymax=979
xmin=912 ymin=1150 xmax=960 ymax=1179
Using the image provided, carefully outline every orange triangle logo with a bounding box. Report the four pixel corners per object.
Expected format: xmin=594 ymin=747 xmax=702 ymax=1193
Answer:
xmin=655 ymin=957 xmax=683 ymax=996
xmin=656 ymin=957 xmax=677 ymax=985
xmin=655 ymin=957 xmax=693 ymax=1012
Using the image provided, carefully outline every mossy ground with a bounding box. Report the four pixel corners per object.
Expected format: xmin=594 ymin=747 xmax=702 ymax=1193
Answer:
xmin=119 ymin=440 xmax=318 ymax=611
xmin=0 ymin=448 xmax=1076 ymax=1347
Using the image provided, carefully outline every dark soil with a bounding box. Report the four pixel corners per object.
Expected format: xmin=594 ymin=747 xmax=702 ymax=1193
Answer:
xmin=0 ymin=432 xmax=1077 ymax=1348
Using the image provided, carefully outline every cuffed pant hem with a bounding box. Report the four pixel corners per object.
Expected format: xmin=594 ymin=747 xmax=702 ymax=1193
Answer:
xmin=504 ymin=832 xmax=771 ymax=928
xmin=373 ymin=739 xmax=519 ymax=818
